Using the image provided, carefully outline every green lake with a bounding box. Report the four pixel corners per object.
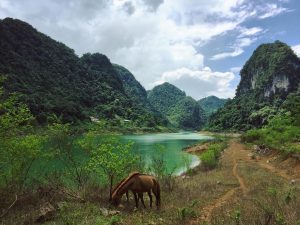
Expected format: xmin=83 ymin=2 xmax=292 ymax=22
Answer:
xmin=122 ymin=132 xmax=213 ymax=175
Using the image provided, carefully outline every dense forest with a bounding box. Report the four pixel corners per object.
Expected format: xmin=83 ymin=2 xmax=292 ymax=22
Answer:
xmin=148 ymin=82 xmax=205 ymax=129
xmin=198 ymin=96 xmax=228 ymax=118
xmin=0 ymin=18 xmax=166 ymax=129
xmin=208 ymin=41 xmax=300 ymax=131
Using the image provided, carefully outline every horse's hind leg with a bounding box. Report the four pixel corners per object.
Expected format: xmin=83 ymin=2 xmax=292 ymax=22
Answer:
xmin=148 ymin=191 xmax=152 ymax=208
xmin=139 ymin=193 xmax=146 ymax=208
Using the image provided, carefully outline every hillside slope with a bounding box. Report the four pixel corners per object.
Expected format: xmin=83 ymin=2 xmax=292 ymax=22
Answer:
xmin=148 ymin=82 xmax=205 ymax=129
xmin=198 ymin=96 xmax=228 ymax=117
xmin=208 ymin=41 xmax=300 ymax=131
xmin=0 ymin=18 xmax=163 ymax=126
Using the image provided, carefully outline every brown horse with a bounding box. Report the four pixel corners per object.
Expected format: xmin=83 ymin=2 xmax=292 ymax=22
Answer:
xmin=111 ymin=172 xmax=161 ymax=209
xmin=111 ymin=178 xmax=129 ymax=202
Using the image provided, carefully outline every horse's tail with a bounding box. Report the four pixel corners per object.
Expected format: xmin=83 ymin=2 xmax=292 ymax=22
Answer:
xmin=153 ymin=178 xmax=161 ymax=207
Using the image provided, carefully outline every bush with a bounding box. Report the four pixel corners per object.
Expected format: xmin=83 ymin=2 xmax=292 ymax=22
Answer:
xmin=242 ymin=114 xmax=300 ymax=153
xmin=200 ymin=141 xmax=228 ymax=170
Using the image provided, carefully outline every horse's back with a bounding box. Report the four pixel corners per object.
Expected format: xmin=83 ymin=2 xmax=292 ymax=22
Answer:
xmin=130 ymin=174 xmax=156 ymax=192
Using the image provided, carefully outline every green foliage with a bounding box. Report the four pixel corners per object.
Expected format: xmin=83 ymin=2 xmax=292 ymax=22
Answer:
xmin=200 ymin=142 xmax=227 ymax=170
xmin=198 ymin=95 xmax=228 ymax=117
xmin=148 ymin=82 xmax=205 ymax=129
xmin=242 ymin=113 xmax=300 ymax=153
xmin=0 ymin=18 xmax=165 ymax=128
xmin=79 ymin=133 xmax=138 ymax=197
xmin=46 ymin=121 xmax=89 ymax=188
xmin=148 ymin=145 xmax=178 ymax=191
xmin=232 ymin=209 xmax=241 ymax=225
xmin=177 ymin=201 xmax=198 ymax=220
xmin=113 ymin=64 xmax=168 ymax=128
xmin=109 ymin=215 xmax=121 ymax=225
xmin=208 ymin=41 xmax=300 ymax=131
xmin=0 ymin=76 xmax=44 ymax=191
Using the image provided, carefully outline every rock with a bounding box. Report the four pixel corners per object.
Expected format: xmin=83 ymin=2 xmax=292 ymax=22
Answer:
xmin=248 ymin=153 xmax=256 ymax=159
xmin=290 ymin=179 xmax=296 ymax=185
xmin=267 ymin=160 xmax=270 ymax=163
xmin=182 ymin=175 xmax=190 ymax=179
xmin=100 ymin=207 xmax=120 ymax=216
xmin=253 ymin=145 xmax=260 ymax=151
xmin=35 ymin=202 xmax=56 ymax=223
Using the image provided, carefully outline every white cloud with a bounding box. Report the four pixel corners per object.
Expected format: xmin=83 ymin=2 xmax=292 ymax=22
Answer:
xmin=238 ymin=26 xmax=263 ymax=38
xmin=292 ymin=45 xmax=300 ymax=57
xmin=154 ymin=67 xmax=236 ymax=99
xmin=210 ymin=29 xmax=260 ymax=60
xmin=230 ymin=66 xmax=242 ymax=73
xmin=258 ymin=3 xmax=290 ymax=19
xmin=0 ymin=0 xmax=292 ymax=98
xmin=211 ymin=48 xmax=244 ymax=60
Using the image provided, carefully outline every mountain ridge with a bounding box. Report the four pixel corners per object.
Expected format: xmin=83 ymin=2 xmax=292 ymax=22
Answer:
xmin=208 ymin=41 xmax=300 ymax=131
xmin=0 ymin=17 xmax=165 ymax=127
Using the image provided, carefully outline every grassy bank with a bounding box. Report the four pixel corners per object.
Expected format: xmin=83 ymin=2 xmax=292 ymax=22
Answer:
xmin=242 ymin=114 xmax=300 ymax=154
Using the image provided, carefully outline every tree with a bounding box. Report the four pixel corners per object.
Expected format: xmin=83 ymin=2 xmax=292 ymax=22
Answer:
xmin=0 ymin=75 xmax=44 ymax=191
xmin=79 ymin=134 xmax=138 ymax=199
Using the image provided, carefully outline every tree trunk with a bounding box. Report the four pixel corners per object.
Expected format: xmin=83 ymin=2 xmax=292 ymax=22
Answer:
xmin=109 ymin=174 xmax=114 ymax=201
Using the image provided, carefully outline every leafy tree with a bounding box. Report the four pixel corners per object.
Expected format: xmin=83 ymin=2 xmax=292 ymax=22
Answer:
xmin=46 ymin=121 xmax=89 ymax=188
xmin=79 ymin=134 xmax=138 ymax=199
xmin=0 ymin=75 xmax=44 ymax=191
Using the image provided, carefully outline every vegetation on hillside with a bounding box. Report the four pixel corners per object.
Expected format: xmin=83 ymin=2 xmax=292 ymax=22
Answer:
xmin=208 ymin=41 xmax=300 ymax=131
xmin=0 ymin=18 xmax=165 ymax=129
xmin=242 ymin=86 xmax=300 ymax=154
xmin=148 ymin=82 xmax=205 ymax=130
xmin=198 ymin=95 xmax=228 ymax=118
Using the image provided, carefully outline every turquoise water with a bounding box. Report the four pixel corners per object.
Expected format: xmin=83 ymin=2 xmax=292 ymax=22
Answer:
xmin=122 ymin=132 xmax=213 ymax=175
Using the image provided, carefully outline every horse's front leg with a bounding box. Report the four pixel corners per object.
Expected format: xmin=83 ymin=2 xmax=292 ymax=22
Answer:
xmin=126 ymin=191 xmax=129 ymax=202
xmin=133 ymin=192 xmax=139 ymax=208
xmin=148 ymin=191 xmax=152 ymax=208
xmin=139 ymin=193 xmax=146 ymax=208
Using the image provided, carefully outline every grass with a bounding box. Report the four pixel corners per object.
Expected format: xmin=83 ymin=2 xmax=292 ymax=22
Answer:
xmin=210 ymin=162 xmax=300 ymax=225
xmin=1 ymin=137 xmax=299 ymax=225
xmin=199 ymin=137 xmax=229 ymax=170
xmin=242 ymin=115 xmax=300 ymax=154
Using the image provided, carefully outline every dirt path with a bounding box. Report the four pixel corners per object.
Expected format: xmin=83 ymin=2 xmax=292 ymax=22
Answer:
xmin=190 ymin=138 xmax=298 ymax=224
xmin=196 ymin=140 xmax=248 ymax=224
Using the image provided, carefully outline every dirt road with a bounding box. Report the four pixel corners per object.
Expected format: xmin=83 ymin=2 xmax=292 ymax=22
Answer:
xmin=191 ymin=139 xmax=299 ymax=224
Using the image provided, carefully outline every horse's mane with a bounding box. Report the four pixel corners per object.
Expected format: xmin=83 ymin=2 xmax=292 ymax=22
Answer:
xmin=111 ymin=172 xmax=140 ymax=198
xmin=111 ymin=178 xmax=125 ymax=195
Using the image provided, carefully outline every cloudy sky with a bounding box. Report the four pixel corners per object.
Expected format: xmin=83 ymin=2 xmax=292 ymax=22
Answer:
xmin=1 ymin=0 xmax=300 ymax=100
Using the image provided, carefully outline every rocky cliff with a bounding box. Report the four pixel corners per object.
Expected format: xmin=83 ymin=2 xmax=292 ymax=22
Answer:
xmin=208 ymin=41 xmax=300 ymax=131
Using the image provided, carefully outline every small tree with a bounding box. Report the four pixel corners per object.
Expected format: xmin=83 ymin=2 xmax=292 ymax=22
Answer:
xmin=81 ymin=135 xmax=138 ymax=199
xmin=47 ymin=121 xmax=88 ymax=188
xmin=0 ymin=75 xmax=44 ymax=192
xmin=149 ymin=145 xmax=177 ymax=191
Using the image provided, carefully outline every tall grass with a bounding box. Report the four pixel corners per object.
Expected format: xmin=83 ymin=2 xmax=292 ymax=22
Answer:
xmin=200 ymin=140 xmax=228 ymax=170
xmin=242 ymin=114 xmax=300 ymax=154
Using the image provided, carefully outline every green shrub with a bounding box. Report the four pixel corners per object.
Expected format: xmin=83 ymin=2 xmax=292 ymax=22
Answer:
xmin=201 ymin=150 xmax=217 ymax=169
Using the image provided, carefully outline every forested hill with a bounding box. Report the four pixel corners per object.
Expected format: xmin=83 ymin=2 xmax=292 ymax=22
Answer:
xmin=208 ymin=41 xmax=300 ymax=131
xmin=198 ymin=96 xmax=228 ymax=117
xmin=148 ymin=82 xmax=205 ymax=130
xmin=113 ymin=64 xmax=168 ymax=126
xmin=0 ymin=18 xmax=165 ymax=127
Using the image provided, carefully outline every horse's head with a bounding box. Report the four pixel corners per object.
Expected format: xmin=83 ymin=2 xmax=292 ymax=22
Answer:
xmin=111 ymin=195 xmax=121 ymax=206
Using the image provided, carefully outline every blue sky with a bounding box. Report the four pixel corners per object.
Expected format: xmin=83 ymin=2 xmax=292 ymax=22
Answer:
xmin=0 ymin=0 xmax=300 ymax=100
